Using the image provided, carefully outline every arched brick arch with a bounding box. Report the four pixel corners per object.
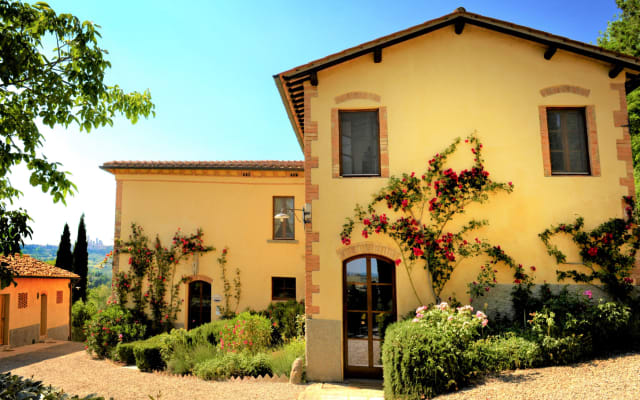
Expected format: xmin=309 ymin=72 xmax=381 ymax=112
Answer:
xmin=336 ymin=242 xmax=401 ymax=262
xmin=540 ymin=85 xmax=590 ymax=97
xmin=334 ymin=91 xmax=381 ymax=104
xmin=185 ymin=274 xmax=212 ymax=284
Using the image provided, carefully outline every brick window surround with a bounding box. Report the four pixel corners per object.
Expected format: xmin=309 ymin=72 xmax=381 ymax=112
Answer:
xmin=538 ymin=105 xmax=600 ymax=177
xmin=332 ymin=106 xmax=389 ymax=178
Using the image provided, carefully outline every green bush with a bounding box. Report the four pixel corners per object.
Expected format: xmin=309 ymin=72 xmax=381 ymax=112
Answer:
xmin=84 ymin=305 xmax=146 ymax=359
xmin=71 ymin=299 xmax=97 ymax=342
xmin=0 ymin=372 xmax=105 ymax=399
xmin=133 ymin=336 xmax=167 ymax=372
xmin=466 ymin=333 xmax=542 ymax=371
xmin=218 ymin=312 xmax=272 ymax=353
xmin=263 ymin=300 xmax=305 ymax=344
xmin=193 ymin=352 xmax=273 ymax=380
xmin=115 ymin=342 xmax=137 ymax=365
xmin=382 ymin=304 xmax=488 ymax=399
xmin=187 ymin=320 xmax=228 ymax=346
xmin=165 ymin=342 xmax=219 ymax=375
xmin=269 ymin=338 xmax=305 ymax=377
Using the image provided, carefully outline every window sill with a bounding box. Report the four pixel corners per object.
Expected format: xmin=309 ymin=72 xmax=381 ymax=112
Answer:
xmin=272 ymin=297 xmax=297 ymax=301
xmin=267 ymin=239 xmax=299 ymax=244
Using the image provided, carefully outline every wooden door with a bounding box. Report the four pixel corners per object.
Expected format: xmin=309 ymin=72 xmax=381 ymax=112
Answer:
xmin=0 ymin=295 xmax=6 ymax=345
xmin=343 ymin=255 xmax=396 ymax=378
xmin=188 ymin=281 xmax=211 ymax=330
xmin=40 ymin=294 xmax=47 ymax=336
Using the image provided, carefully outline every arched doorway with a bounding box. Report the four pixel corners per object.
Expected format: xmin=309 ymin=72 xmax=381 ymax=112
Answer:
xmin=188 ymin=281 xmax=211 ymax=330
xmin=343 ymin=255 xmax=396 ymax=378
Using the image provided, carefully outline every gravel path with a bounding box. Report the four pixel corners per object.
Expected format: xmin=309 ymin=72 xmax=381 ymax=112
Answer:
xmin=4 ymin=341 xmax=305 ymax=400
xmin=435 ymin=352 xmax=640 ymax=400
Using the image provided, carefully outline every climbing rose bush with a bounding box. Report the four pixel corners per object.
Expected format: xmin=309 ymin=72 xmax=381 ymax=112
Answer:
xmin=85 ymin=305 xmax=146 ymax=358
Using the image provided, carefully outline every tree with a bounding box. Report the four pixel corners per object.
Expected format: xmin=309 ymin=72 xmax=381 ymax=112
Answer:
xmin=598 ymin=0 xmax=640 ymax=197
xmin=54 ymin=223 xmax=72 ymax=271
xmin=72 ymin=214 xmax=88 ymax=302
xmin=0 ymin=1 xmax=155 ymax=289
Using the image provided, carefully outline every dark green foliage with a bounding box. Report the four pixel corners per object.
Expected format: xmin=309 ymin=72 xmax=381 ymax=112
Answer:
xmin=133 ymin=340 xmax=167 ymax=372
xmin=382 ymin=319 xmax=479 ymax=399
xmin=466 ymin=333 xmax=542 ymax=372
xmin=115 ymin=343 xmax=136 ymax=365
xmin=0 ymin=0 xmax=154 ymax=289
xmin=0 ymin=372 xmax=105 ymax=399
xmin=71 ymin=299 xmax=96 ymax=342
xmin=0 ymin=204 xmax=31 ymax=288
xmin=55 ymin=224 xmax=73 ymax=272
xmin=252 ymin=300 xmax=305 ymax=344
xmin=73 ymin=215 xmax=89 ymax=302
xmin=193 ymin=352 xmax=273 ymax=380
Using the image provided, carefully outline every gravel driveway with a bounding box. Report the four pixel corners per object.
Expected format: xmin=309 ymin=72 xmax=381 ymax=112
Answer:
xmin=3 ymin=341 xmax=305 ymax=400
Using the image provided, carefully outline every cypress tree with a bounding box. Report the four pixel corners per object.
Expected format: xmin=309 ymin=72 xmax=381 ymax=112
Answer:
xmin=72 ymin=214 xmax=88 ymax=302
xmin=54 ymin=223 xmax=73 ymax=272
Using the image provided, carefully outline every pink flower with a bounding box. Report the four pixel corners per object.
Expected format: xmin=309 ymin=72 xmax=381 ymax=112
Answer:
xmin=583 ymin=290 xmax=593 ymax=299
xmin=362 ymin=230 xmax=369 ymax=239
xmin=588 ymin=247 xmax=598 ymax=257
xmin=363 ymin=218 xmax=371 ymax=226
xmin=401 ymin=199 xmax=409 ymax=208
xmin=530 ymin=266 xmax=536 ymax=271
xmin=395 ymin=259 xmax=402 ymax=266
xmin=481 ymin=319 xmax=488 ymax=327
xmin=412 ymin=247 xmax=424 ymax=257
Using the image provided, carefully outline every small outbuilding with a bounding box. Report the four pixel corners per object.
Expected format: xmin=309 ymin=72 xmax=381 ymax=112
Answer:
xmin=0 ymin=254 xmax=78 ymax=347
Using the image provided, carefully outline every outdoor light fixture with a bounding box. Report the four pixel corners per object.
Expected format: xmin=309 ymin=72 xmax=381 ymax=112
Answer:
xmin=274 ymin=205 xmax=311 ymax=224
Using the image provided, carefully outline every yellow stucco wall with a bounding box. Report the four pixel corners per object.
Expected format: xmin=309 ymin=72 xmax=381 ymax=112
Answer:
xmin=113 ymin=171 xmax=305 ymax=327
xmin=307 ymin=24 xmax=630 ymax=322
xmin=0 ymin=277 xmax=72 ymax=345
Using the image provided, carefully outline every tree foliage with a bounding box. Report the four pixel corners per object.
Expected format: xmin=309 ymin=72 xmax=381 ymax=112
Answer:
xmin=598 ymin=0 xmax=640 ymax=197
xmin=54 ymin=222 xmax=72 ymax=271
xmin=72 ymin=213 xmax=88 ymax=302
xmin=0 ymin=1 xmax=155 ymax=288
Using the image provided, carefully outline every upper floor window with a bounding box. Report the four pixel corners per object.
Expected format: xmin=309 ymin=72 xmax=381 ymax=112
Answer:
xmin=340 ymin=110 xmax=380 ymax=176
xmin=547 ymin=108 xmax=590 ymax=174
xmin=273 ymin=196 xmax=294 ymax=240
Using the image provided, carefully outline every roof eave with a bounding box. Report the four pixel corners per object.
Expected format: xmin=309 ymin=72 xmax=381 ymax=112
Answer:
xmin=274 ymin=74 xmax=304 ymax=150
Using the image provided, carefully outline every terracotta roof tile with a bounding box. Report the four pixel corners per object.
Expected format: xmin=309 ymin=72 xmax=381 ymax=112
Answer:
xmin=100 ymin=160 xmax=304 ymax=171
xmin=1 ymin=254 xmax=79 ymax=279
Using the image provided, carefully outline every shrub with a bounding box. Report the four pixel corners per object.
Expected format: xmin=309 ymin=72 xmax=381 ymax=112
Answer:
xmin=262 ymin=300 xmax=305 ymax=344
xmin=71 ymin=299 xmax=97 ymax=342
xmin=115 ymin=342 xmax=137 ymax=365
xmin=0 ymin=372 xmax=105 ymax=399
xmin=133 ymin=335 xmax=168 ymax=372
xmin=193 ymin=352 xmax=273 ymax=380
xmin=165 ymin=342 xmax=219 ymax=375
xmin=85 ymin=305 xmax=146 ymax=359
xmin=466 ymin=333 xmax=542 ymax=371
xmin=218 ymin=312 xmax=271 ymax=353
xmin=269 ymin=339 xmax=305 ymax=377
xmin=187 ymin=320 xmax=229 ymax=346
xmin=382 ymin=303 xmax=488 ymax=399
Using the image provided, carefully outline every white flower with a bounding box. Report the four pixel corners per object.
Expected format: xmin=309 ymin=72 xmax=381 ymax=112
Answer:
xmin=437 ymin=302 xmax=449 ymax=310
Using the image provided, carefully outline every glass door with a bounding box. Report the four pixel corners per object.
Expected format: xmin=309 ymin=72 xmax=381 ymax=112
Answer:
xmin=188 ymin=281 xmax=211 ymax=330
xmin=343 ymin=255 xmax=396 ymax=378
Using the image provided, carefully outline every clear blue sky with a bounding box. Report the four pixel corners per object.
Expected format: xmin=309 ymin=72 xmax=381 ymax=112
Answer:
xmin=18 ymin=0 xmax=621 ymax=245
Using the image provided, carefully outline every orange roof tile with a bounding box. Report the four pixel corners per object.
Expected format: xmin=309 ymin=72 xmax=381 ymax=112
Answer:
xmin=1 ymin=254 xmax=79 ymax=279
xmin=100 ymin=160 xmax=304 ymax=172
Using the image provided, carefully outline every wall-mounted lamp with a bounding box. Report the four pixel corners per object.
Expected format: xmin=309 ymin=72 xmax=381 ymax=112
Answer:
xmin=274 ymin=204 xmax=311 ymax=224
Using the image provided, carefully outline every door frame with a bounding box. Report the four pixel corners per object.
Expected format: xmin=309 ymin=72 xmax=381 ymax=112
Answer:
xmin=0 ymin=294 xmax=8 ymax=345
xmin=342 ymin=254 xmax=397 ymax=379
xmin=40 ymin=293 xmax=47 ymax=337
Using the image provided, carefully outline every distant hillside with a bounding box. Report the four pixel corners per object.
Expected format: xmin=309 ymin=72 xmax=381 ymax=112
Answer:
xmin=21 ymin=244 xmax=113 ymax=288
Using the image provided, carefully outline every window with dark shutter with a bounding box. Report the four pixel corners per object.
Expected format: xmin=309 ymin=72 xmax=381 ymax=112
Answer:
xmin=546 ymin=108 xmax=590 ymax=174
xmin=340 ymin=110 xmax=380 ymax=176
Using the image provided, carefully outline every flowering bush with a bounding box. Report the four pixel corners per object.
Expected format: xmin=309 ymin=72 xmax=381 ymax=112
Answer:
xmin=218 ymin=312 xmax=271 ymax=353
xmin=340 ymin=134 xmax=515 ymax=303
xmin=116 ymin=223 xmax=214 ymax=333
xmin=85 ymin=305 xmax=146 ymax=358
xmin=383 ymin=303 xmax=489 ymax=399
xmin=539 ymin=195 xmax=640 ymax=302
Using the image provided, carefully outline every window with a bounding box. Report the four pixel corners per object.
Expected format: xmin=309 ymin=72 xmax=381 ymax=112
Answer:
xmin=273 ymin=196 xmax=295 ymax=240
xmin=18 ymin=292 xmax=27 ymax=309
xmin=340 ymin=110 xmax=380 ymax=176
xmin=546 ymin=108 xmax=590 ymax=174
xmin=272 ymin=277 xmax=296 ymax=300
xmin=56 ymin=291 xmax=63 ymax=304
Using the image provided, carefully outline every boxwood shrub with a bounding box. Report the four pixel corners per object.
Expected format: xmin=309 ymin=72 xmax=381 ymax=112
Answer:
xmin=193 ymin=352 xmax=272 ymax=380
